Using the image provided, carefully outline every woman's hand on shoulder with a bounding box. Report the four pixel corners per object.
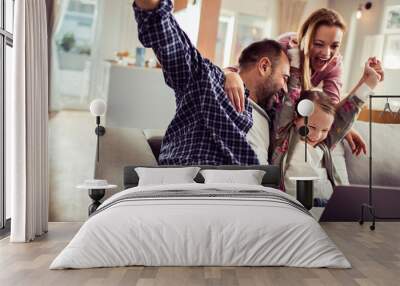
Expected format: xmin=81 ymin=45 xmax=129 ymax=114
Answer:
xmin=224 ymin=70 xmax=245 ymax=112
xmin=287 ymin=47 xmax=301 ymax=69
xmin=286 ymin=37 xmax=301 ymax=69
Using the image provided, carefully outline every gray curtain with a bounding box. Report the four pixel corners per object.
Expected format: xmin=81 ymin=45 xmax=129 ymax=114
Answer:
xmin=10 ymin=0 xmax=49 ymax=242
xmin=46 ymin=0 xmax=54 ymax=109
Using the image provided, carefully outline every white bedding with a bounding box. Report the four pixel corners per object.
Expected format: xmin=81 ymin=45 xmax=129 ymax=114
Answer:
xmin=50 ymin=183 xmax=350 ymax=269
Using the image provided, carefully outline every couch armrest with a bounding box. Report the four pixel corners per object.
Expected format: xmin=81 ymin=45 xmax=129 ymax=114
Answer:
xmin=143 ymin=129 xmax=166 ymax=162
xmin=95 ymin=127 xmax=158 ymax=198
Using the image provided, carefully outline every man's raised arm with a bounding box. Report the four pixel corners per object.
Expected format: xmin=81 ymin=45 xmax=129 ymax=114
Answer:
xmin=133 ymin=0 xmax=204 ymax=94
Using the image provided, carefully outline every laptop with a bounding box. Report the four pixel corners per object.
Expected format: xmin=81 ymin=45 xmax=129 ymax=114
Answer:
xmin=318 ymin=184 xmax=400 ymax=221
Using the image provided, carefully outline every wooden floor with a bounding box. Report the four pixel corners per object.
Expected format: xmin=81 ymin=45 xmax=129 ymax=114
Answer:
xmin=0 ymin=222 xmax=399 ymax=286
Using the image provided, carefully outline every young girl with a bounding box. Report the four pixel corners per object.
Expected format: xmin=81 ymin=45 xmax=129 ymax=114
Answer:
xmin=278 ymin=90 xmax=337 ymax=200
xmin=272 ymin=53 xmax=383 ymax=200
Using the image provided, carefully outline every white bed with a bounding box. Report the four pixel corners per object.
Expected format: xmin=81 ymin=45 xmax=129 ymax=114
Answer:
xmin=50 ymin=183 xmax=350 ymax=269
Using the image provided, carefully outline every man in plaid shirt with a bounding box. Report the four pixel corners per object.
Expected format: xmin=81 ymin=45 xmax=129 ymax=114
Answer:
xmin=134 ymin=0 xmax=290 ymax=165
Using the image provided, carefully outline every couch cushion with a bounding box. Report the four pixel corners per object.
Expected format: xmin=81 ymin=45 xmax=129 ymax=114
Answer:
xmin=331 ymin=141 xmax=349 ymax=185
xmin=345 ymin=121 xmax=400 ymax=187
xmin=143 ymin=129 xmax=166 ymax=162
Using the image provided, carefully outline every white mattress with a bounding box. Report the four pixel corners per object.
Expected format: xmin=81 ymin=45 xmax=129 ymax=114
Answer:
xmin=50 ymin=183 xmax=350 ymax=269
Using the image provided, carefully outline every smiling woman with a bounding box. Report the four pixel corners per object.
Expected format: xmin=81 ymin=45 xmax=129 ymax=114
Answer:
xmin=279 ymin=8 xmax=347 ymax=103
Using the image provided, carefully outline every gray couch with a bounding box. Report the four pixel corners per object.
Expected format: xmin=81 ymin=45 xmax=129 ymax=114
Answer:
xmin=94 ymin=127 xmax=159 ymax=199
xmin=344 ymin=121 xmax=400 ymax=187
xmin=92 ymin=122 xmax=400 ymax=222
xmin=95 ymin=121 xmax=400 ymax=199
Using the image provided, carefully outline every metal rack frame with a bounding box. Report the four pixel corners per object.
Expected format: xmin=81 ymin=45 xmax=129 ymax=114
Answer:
xmin=359 ymin=95 xmax=400 ymax=230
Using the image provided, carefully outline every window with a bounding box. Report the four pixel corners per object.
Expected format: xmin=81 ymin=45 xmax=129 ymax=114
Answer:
xmin=229 ymin=13 xmax=270 ymax=66
xmin=215 ymin=12 xmax=235 ymax=68
xmin=51 ymin=0 xmax=98 ymax=111
xmin=1 ymin=0 xmax=14 ymax=233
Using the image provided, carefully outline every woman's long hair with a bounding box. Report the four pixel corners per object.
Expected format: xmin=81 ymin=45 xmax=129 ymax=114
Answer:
xmin=297 ymin=8 xmax=347 ymax=90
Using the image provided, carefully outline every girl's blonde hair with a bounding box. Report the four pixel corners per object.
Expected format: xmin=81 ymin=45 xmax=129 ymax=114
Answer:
xmin=297 ymin=8 xmax=347 ymax=90
xmin=296 ymin=89 xmax=336 ymax=117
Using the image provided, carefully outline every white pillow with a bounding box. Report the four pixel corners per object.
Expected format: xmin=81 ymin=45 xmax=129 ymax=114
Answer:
xmin=135 ymin=167 xmax=200 ymax=186
xmin=200 ymin=169 xmax=266 ymax=185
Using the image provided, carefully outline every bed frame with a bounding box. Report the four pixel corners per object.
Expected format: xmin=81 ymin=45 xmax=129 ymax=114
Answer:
xmin=124 ymin=165 xmax=281 ymax=189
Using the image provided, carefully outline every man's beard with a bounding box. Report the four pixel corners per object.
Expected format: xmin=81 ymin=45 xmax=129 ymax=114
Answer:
xmin=255 ymin=77 xmax=280 ymax=111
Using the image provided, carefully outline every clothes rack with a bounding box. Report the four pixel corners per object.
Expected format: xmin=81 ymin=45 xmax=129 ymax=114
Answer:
xmin=359 ymin=95 xmax=400 ymax=230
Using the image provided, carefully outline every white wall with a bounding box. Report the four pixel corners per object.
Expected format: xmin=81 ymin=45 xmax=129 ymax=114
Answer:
xmin=220 ymin=0 xmax=329 ymax=39
xmin=221 ymin=0 xmax=277 ymax=37
xmin=104 ymin=65 xmax=175 ymax=129
xmin=300 ymin=0 xmax=329 ymax=24
xmin=332 ymin=0 xmax=383 ymax=92
xmin=221 ymin=0 xmax=271 ymax=17
xmin=378 ymin=0 xmax=400 ymax=95
xmin=330 ymin=0 xmax=400 ymax=97
xmin=328 ymin=0 xmax=379 ymax=93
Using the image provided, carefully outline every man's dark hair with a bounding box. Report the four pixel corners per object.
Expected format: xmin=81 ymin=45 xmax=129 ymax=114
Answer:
xmin=238 ymin=39 xmax=285 ymax=70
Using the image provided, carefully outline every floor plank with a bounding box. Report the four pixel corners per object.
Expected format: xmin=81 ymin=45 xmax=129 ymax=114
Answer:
xmin=0 ymin=222 xmax=399 ymax=286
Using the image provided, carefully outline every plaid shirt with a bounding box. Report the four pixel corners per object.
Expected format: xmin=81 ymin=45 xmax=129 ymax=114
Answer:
xmin=134 ymin=0 xmax=259 ymax=165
